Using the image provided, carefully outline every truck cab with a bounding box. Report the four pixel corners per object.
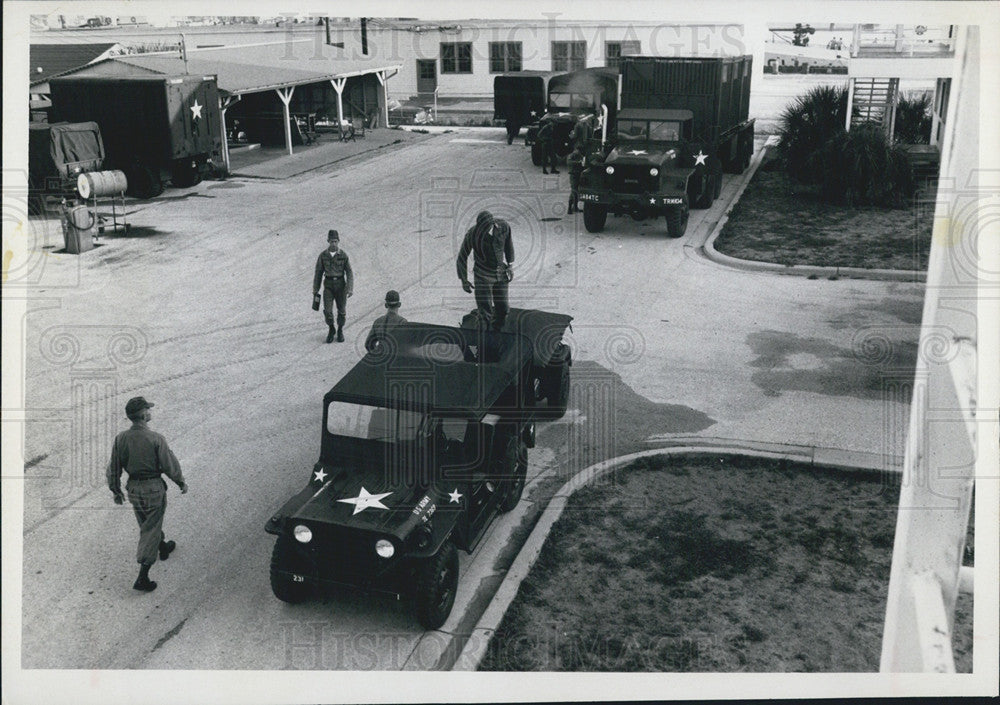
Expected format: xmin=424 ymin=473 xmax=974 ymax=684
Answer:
xmin=579 ymin=108 xmax=711 ymax=238
xmin=264 ymin=309 xmax=572 ymax=630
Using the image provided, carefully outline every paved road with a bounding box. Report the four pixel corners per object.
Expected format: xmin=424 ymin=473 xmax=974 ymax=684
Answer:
xmin=17 ymin=127 xmax=923 ymax=669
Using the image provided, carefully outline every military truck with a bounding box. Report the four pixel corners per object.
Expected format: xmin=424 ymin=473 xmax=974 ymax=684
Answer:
xmin=525 ymin=67 xmax=620 ymax=167
xmin=264 ymin=308 xmax=573 ymax=629
xmin=493 ymin=71 xmax=563 ymax=145
xmin=28 ymin=121 xmax=105 ymax=214
xmin=577 ymin=55 xmax=754 ymax=237
xmin=48 ymin=74 xmax=222 ymax=199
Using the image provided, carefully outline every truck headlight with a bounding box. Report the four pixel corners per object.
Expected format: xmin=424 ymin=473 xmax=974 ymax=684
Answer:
xmin=649 ymin=168 xmax=659 ymax=177
xmin=375 ymin=539 xmax=395 ymax=558
xmin=293 ymin=524 xmax=312 ymax=543
xmin=605 ymin=166 xmax=615 ymax=175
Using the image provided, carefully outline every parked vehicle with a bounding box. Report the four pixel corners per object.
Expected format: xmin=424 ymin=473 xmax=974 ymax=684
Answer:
xmin=493 ymin=71 xmax=563 ymax=145
xmin=27 ymin=121 xmax=105 ymax=214
xmin=264 ymin=309 xmax=573 ymax=629
xmin=578 ymin=56 xmax=755 ymax=237
xmin=48 ymin=75 xmax=222 ymax=198
xmin=525 ymin=67 xmax=620 ymax=166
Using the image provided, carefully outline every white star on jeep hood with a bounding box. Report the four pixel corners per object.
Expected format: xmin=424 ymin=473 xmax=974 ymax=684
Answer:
xmin=337 ymin=486 xmax=392 ymax=515
xmin=694 ymin=150 xmax=708 ymax=166
xmin=190 ymin=99 xmax=203 ymax=120
xmin=448 ymin=488 xmax=463 ymax=503
xmin=627 ymin=149 xmax=647 ymax=155
xmin=313 ymin=468 xmax=328 ymax=482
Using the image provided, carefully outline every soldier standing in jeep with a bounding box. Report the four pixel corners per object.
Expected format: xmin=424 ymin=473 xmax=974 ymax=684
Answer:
xmin=457 ymin=210 xmax=515 ymax=330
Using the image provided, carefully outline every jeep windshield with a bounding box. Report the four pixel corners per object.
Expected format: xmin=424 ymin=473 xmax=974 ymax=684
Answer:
xmin=617 ymin=119 xmax=683 ymax=143
xmin=327 ymin=402 xmax=432 ymax=442
xmin=548 ymin=92 xmax=597 ymax=111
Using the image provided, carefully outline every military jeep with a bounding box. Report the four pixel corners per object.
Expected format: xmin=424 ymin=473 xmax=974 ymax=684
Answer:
xmin=264 ymin=309 xmax=572 ymax=629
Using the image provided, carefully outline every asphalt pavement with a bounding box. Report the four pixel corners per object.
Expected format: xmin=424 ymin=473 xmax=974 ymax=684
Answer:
xmin=14 ymin=126 xmax=924 ymax=672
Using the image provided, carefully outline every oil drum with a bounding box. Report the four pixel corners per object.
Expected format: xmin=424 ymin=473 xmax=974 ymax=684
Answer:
xmin=77 ymin=170 xmax=128 ymax=199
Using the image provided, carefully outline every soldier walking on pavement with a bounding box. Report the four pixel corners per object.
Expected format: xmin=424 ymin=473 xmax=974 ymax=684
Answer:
xmin=567 ymin=145 xmax=586 ymax=215
xmin=107 ymin=397 xmax=188 ymax=592
xmin=570 ymin=113 xmax=595 ymax=152
xmin=536 ymin=120 xmax=559 ymax=174
xmin=365 ymin=290 xmax=407 ymax=353
xmin=457 ymin=210 xmax=515 ymax=329
xmin=313 ymin=229 xmax=354 ymax=343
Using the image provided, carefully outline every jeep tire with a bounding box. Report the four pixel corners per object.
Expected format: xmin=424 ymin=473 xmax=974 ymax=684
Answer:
xmin=540 ymin=343 xmax=571 ymax=418
xmin=582 ymin=202 xmax=607 ymax=232
xmin=690 ymin=169 xmax=713 ymax=209
xmin=499 ymin=437 xmax=528 ymax=513
xmin=414 ymin=540 xmax=459 ymax=630
xmin=530 ymin=142 xmax=544 ymax=166
xmin=270 ymin=536 xmax=313 ymax=604
xmin=666 ymin=205 xmax=689 ymax=238
xmin=126 ymin=165 xmax=164 ymax=199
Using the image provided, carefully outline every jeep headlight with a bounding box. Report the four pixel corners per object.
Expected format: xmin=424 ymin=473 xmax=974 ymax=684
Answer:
xmin=293 ymin=524 xmax=312 ymax=543
xmin=375 ymin=538 xmax=395 ymax=559
xmin=649 ymin=168 xmax=659 ymax=177
xmin=605 ymin=166 xmax=615 ymax=175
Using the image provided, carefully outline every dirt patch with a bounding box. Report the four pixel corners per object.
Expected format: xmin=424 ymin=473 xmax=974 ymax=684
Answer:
xmin=715 ymin=164 xmax=933 ymax=271
xmin=479 ymin=454 xmax=973 ymax=672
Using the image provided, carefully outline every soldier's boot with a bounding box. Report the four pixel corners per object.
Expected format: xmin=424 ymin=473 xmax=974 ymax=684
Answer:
xmin=336 ymin=315 xmax=345 ymax=343
xmin=159 ymin=539 xmax=176 ymax=561
xmin=133 ymin=563 xmax=157 ymax=592
xmin=567 ymin=197 xmax=575 ymax=214
xmin=325 ymin=324 xmax=336 ymax=344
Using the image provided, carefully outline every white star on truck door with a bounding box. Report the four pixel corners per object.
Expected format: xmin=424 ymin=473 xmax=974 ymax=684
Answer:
xmin=448 ymin=488 xmax=463 ymax=503
xmin=694 ymin=150 xmax=708 ymax=166
xmin=337 ymin=487 xmax=392 ymax=515
xmin=190 ymin=99 xmax=203 ymax=120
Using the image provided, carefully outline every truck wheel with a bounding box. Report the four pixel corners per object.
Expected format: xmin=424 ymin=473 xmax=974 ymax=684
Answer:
xmin=170 ymin=161 xmax=202 ymax=188
xmin=689 ymin=170 xmax=711 ymax=209
xmin=666 ymin=206 xmax=689 ymax=238
xmin=127 ymin=166 xmax=163 ymax=199
xmin=413 ymin=541 xmax=458 ymax=630
xmin=269 ymin=536 xmax=314 ymax=604
xmin=530 ymin=142 xmax=544 ymax=166
xmin=713 ymin=170 xmax=723 ymax=200
xmin=498 ymin=438 xmax=527 ymax=513
xmin=582 ymin=203 xmax=607 ymax=232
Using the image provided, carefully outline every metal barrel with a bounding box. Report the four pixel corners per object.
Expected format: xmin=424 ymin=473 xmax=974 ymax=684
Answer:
xmin=77 ymin=170 xmax=128 ymax=199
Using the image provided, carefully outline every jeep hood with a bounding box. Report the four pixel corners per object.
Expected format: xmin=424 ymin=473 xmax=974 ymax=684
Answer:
xmin=606 ymin=146 xmax=679 ymax=167
xmin=289 ymin=461 xmax=458 ymax=536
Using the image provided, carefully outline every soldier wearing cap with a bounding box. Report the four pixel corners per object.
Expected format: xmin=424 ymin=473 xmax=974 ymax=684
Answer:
xmin=107 ymin=396 xmax=188 ymax=592
xmin=365 ymin=290 xmax=408 ymax=353
xmin=313 ymin=229 xmax=354 ymax=343
xmin=457 ymin=210 xmax=515 ymax=329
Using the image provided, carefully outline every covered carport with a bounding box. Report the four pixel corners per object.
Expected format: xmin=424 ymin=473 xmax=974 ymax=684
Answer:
xmin=60 ymin=40 xmax=400 ymax=173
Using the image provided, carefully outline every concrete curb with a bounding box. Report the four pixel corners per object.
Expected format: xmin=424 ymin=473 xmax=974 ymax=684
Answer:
xmin=450 ymin=442 xmax=902 ymax=671
xmin=699 ymin=141 xmax=928 ymax=284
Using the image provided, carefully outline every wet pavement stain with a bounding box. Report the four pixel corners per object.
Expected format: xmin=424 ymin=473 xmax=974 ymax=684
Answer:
xmin=153 ymin=192 xmax=215 ymax=202
xmin=206 ymin=182 xmax=245 ymax=189
xmin=103 ymin=226 xmax=171 ymax=239
xmin=747 ymin=330 xmax=917 ymax=400
xmin=827 ymin=296 xmax=923 ymax=330
xmin=537 ymin=360 xmax=716 ymax=469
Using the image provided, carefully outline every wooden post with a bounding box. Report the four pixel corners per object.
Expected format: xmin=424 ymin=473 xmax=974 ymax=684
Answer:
xmin=331 ymin=77 xmax=347 ymax=135
xmin=276 ymin=87 xmax=295 ymax=156
xmin=219 ymin=94 xmax=240 ymax=175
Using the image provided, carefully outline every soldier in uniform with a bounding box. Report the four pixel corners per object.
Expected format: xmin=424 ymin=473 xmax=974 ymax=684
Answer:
xmin=567 ymin=146 xmax=586 ymax=215
xmin=570 ymin=113 xmax=595 ymax=152
xmin=313 ymin=230 xmax=354 ymax=343
xmin=365 ymin=290 xmax=407 ymax=353
xmin=536 ymin=120 xmax=559 ymax=174
xmin=457 ymin=210 xmax=515 ymax=330
xmin=107 ymin=396 xmax=188 ymax=593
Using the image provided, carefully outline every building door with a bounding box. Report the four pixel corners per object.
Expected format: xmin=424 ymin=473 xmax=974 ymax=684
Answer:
xmin=416 ymin=59 xmax=437 ymax=94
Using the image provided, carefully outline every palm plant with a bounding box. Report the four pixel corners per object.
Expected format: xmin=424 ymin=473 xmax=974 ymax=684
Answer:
xmin=894 ymin=93 xmax=933 ymax=144
xmin=776 ymin=84 xmax=849 ymax=184
xmin=816 ymin=125 xmax=916 ymax=207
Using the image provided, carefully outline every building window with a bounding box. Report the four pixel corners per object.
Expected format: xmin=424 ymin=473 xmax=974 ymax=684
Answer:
xmin=552 ymin=41 xmax=586 ymax=72
xmin=441 ymin=42 xmax=472 ymax=74
xmin=605 ymin=40 xmax=641 ymax=69
xmin=489 ymin=42 xmax=523 ymax=73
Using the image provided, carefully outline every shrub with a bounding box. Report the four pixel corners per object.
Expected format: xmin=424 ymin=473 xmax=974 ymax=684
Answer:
xmin=776 ymin=84 xmax=849 ymax=184
xmin=816 ymin=125 xmax=916 ymax=207
xmin=894 ymin=93 xmax=933 ymax=144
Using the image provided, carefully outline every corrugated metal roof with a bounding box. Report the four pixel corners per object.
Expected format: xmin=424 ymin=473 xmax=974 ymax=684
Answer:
xmin=29 ymin=43 xmax=120 ymax=84
xmin=74 ymin=40 xmax=401 ymax=95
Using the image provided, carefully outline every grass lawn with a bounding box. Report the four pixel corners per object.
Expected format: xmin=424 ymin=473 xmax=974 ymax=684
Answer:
xmin=479 ymin=454 xmax=974 ymax=672
xmin=714 ymin=160 xmax=934 ymax=272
